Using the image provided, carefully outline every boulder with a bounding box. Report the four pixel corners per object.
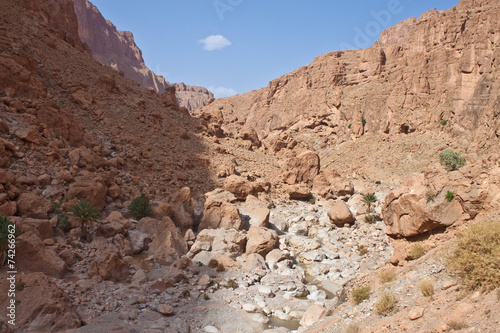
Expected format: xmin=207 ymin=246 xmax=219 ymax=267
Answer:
xmin=327 ymin=200 xmax=355 ymax=226
xmin=0 ymin=273 xmax=81 ymax=332
xmin=16 ymin=231 xmax=67 ymax=278
xmin=14 ymin=127 xmax=44 ymax=145
xmin=94 ymin=252 xmax=129 ymax=282
xmin=67 ymin=177 xmax=107 ymax=210
xmin=300 ymin=304 xmax=328 ymax=327
xmin=127 ymin=229 xmax=152 ymax=254
xmin=313 ymin=169 xmax=354 ymax=199
xmin=138 ymin=217 xmax=188 ymax=264
xmin=284 ymin=183 xmax=311 ymax=200
xmin=16 ymin=193 xmax=53 ymax=219
xmin=224 ymin=175 xmax=266 ymax=200
xmin=169 ymin=187 xmax=195 ymax=231
xmin=246 ymin=226 xmax=279 ymax=257
xmin=239 ymin=206 xmax=270 ymax=228
xmin=69 ymin=146 xmax=107 ymax=168
xmin=189 ymin=228 xmax=247 ymax=256
xmin=199 ymin=202 xmax=243 ymax=231
xmin=283 ymin=151 xmax=320 ymax=185
xmin=0 ymin=201 xmax=16 ymax=216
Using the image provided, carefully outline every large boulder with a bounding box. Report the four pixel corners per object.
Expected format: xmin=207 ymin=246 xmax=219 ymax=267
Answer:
xmin=199 ymin=188 xmax=243 ymax=231
xmin=0 ymin=273 xmax=81 ymax=332
xmin=246 ymin=226 xmax=279 ymax=257
xmin=327 ymin=200 xmax=355 ymax=226
xmin=137 ymin=217 xmax=188 ymax=264
xmin=382 ymin=172 xmax=470 ymax=237
xmin=67 ymin=176 xmax=107 ymax=210
xmin=16 ymin=193 xmax=53 ymax=219
xmin=284 ymin=183 xmax=311 ymax=200
xmin=224 ymin=175 xmax=266 ymax=200
xmin=169 ymin=187 xmax=195 ymax=231
xmin=283 ymin=151 xmax=320 ymax=185
xmin=312 ymin=169 xmax=354 ymax=199
xmin=93 ymin=253 xmax=129 ymax=282
xmin=189 ymin=228 xmax=247 ymax=257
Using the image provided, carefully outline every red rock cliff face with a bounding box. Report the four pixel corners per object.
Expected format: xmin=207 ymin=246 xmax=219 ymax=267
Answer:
xmin=72 ymin=0 xmax=214 ymax=110
xmin=196 ymin=0 xmax=499 ymax=151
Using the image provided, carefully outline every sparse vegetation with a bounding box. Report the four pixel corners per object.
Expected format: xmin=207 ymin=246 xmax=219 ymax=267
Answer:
xmin=378 ymin=269 xmax=396 ymax=284
xmin=226 ymin=279 xmax=238 ymax=289
xmin=447 ymin=320 xmax=469 ymax=330
xmin=439 ymin=149 xmax=466 ymax=171
xmin=70 ymin=199 xmax=100 ymax=238
xmin=208 ymin=259 xmax=219 ymax=269
xmin=348 ymin=123 xmax=352 ymax=129
xmin=174 ymin=273 xmax=187 ymax=284
xmin=418 ymin=279 xmax=435 ymax=297
xmin=344 ymin=323 xmax=361 ymax=333
xmin=408 ymin=243 xmax=427 ymax=260
xmin=351 ymin=285 xmax=371 ymax=304
xmin=306 ymin=195 xmax=316 ymax=204
xmin=203 ymin=293 xmax=210 ymax=300
xmin=358 ymin=245 xmax=368 ymax=256
xmin=445 ymin=191 xmax=455 ymax=202
xmin=441 ymin=119 xmax=448 ymax=126
xmin=362 ymin=118 xmax=366 ymax=126
xmin=56 ymin=212 xmax=71 ymax=232
xmin=362 ymin=193 xmax=377 ymax=215
xmin=128 ymin=195 xmax=151 ymax=219
xmin=426 ymin=190 xmax=436 ymax=203
xmin=216 ymin=263 xmax=225 ymax=272
xmin=375 ymin=291 xmax=396 ymax=316
xmin=446 ymin=221 xmax=500 ymax=293
xmin=364 ymin=214 xmax=375 ymax=223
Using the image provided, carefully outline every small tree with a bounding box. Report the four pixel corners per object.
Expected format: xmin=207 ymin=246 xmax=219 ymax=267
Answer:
xmin=363 ymin=193 xmax=378 ymax=215
xmin=70 ymin=199 xmax=100 ymax=239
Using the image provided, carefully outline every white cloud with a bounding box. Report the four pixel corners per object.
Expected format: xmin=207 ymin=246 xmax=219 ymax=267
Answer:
xmin=208 ymin=86 xmax=237 ymax=98
xmin=198 ymin=35 xmax=231 ymax=51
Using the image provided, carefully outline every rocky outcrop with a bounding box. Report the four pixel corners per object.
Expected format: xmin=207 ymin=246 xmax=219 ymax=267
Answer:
xmin=196 ymin=0 xmax=500 ymax=151
xmin=73 ymin=0 xmax=214 ymax=110
xmin=174 ymin=83 xmax=214 ymax=110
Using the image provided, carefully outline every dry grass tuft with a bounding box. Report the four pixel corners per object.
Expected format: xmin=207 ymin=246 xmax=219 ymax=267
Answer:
xmin=375 ymin=291 xmax=396 ymax=316
xmin=351 ymin=285 xmax=371 ymax=305
xmin=344 ymin=323 xmax=362 ymax=333
xmin=408 ymin=243 xmax=427 ymax=260
xmin=378 ymin=269 xmax=397 ymax=284
xmin=418 ymin=279 xmax=435 ymax=297
xmin=446 ymin=221 xmax=500 ymax=293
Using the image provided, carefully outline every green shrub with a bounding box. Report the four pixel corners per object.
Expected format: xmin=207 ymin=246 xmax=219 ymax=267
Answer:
xmin=439 ymin=149 xmax=466 ymax=171
xmin=441 ymin=120 xmax=448 ymax=126
xmin=408 ymin=243 xmax=427 ymax=260
xmin=226 ymin=279 xmax=238 ymax=289
xmin=362 ymin=118 xmax=367 ymax=126
xmin=446 ymin=221 xmax=500 ymax=293
xmin=378 ymin=269 xmax=396 ymax=284
xmin=70 ymin=199 xmax=100 ymax=237
xmin=208 ymin=259 xmax=219 ymax=269
xmin=418 ymin=279 xmax=434 ymax=297
xmin=348 ymin=124 xmax=352 ymax=129
xmin=362 ymin=193 xmax=377 ymax=214
xmin=445 ymin=191 xmax=454 ymax=202
xmin=56 ymin=212 xmax=71 ymax=232
xmin=128 ymin=195 xmax=151 ymax=219
xmin=351 ymin=285 xmax=371 ymax=304
xmin=358 ymin=245 xmax=368 ymax=256
xmin=364 ymin=214 xmax=375 ymax=223
xmin=375 ymin=291 xmax=396 ymax=316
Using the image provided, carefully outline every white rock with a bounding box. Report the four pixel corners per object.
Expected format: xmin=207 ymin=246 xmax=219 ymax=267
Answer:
xmin=243 ymin=303 xmax=258 ymax=313
xmin=252 ymin=313 xmax=270 ymax=324
xmin=203 ymin=325 xmax=220 ymax=333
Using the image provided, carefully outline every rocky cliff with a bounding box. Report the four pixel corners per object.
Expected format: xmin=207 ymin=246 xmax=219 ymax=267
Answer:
xmin=196 ymin=0 xmax=499 ymax=153
xmin=72 ymin=0 xmax=214 ymax=110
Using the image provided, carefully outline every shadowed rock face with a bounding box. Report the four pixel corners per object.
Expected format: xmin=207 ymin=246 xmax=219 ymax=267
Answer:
xmin=195 ymin=0 xmax=499 ymax=151
xmin=72 ymin=0 xmax=214 ymax=110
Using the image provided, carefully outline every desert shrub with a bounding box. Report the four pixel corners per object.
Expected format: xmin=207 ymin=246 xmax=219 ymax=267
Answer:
xmin=358 ymin=245 xmax=368 ymax=256
xmin=362 ymin=118 xmax=367 ymax=126
xmin=0 ymin=216 xmax=19 ymax=267
xmin=128 ymin=195 xmax=151 ymax=219
xmin=226 ymin=279 xmax=238 ymax=289
xmin=408 ymin=243 xmax=427 ymax=260
xmin=351 ymin=285 xmax=371 ymax=305
xmin=208 ymin=259 xmax=219 ymax=269
xmin=446 ymin=221 xmax=500 ymax=293
xmin=306 ymin=195 xmax=316 ymax=204
xmin=418 ymin=279 xmax=435 ymax=297
xmin=439 ymin=149 xmax=466 ymax=171
xmin=344 ymin=323 xmax=361 ymax=333
xmin=203 ymin=293 xmax=210 ymax=300
xmin=441 ymin=120 xmax=448 ymax=126
xmin=216 ymin=263 xmax=225 ymax=272
xmin=445 ymin=191 xmax=454 ymax=202
xmin=174 ymin=273 xmax=187 ymax=284
xmin=375 ymin=291 xmax=396 ymax=316
xmin=70 ymin=199 xmax=100 ymax=237
xmin=426 ymin=190 xmax=436 ymax=202
xmin=447 ymin=320 xmax=469 ymax=330
xmin=378 ymin=269 xmax=396 ymax=284
xmin=364 ymin=214 xmax=375 ymax=223
xmin=56 ymin=212 xmax=71 ymax=232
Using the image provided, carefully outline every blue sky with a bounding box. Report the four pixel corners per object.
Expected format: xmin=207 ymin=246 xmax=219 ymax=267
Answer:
xmin=89 ymin=0 xmax=459 ymax=98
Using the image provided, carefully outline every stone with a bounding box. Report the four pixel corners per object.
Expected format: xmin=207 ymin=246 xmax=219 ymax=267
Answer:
xmin=409 ymin=306 xmax=424 ymax=320
xmin=15 ymin=127 xmax=44 ymax=145
xmin=243 ymin=253 xmax=268 ymax=272
xmin=241 ymin=206 xmax=270 ymax=228
xmin=157 ymin=304 xmax=174 ymax=316
xmin=169 ymin=187 xmax=195 ymax=231
xmin=199 ymin=201 xmax=243 ymax=231
xmin=285 ymin=183 xmax=312 ymax=200
xmin=67 ymin=177 xmax=107 ymax=210
xmin=95 ymin=252 xmax=129 ymax=282
xmin=252 ymin=313 xmax=270 ymax=324
xmin=246 ymin=226 xmax=279 ymax=257
xmin=300 ymin=304 xmax=328 ymax=327
xmin=0 ymin=273 xmax=81 ymax=332
xmin=16 ymin=193 xmax=53 ymax=219
xmin=224 ymin=175 xmax=265 ymax=200
xmin=243 ymin=303 xmax=258 ymax=313
xmin=283 ymin=151 xmax=320 ymax=185
xmin=327 ymin=200 xmax=355 ymax=226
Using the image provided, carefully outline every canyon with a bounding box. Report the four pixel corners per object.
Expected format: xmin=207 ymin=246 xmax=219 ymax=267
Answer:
xmin=0 ymin=0 xmax=498 ymax=332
